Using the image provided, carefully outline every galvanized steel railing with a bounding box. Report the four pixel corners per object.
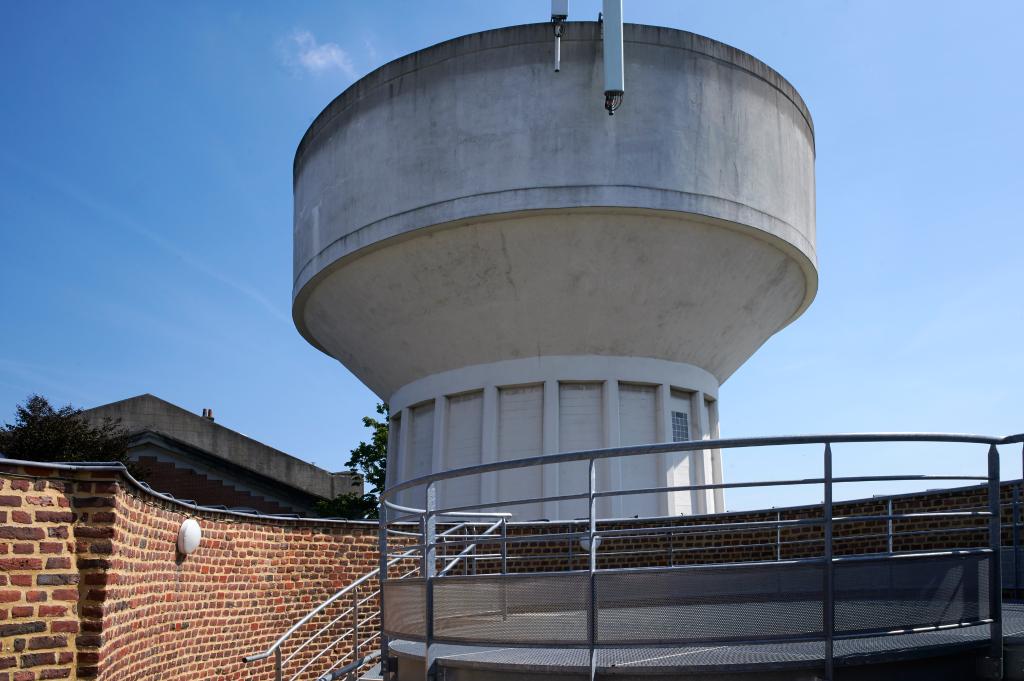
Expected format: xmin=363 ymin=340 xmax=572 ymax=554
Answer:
xmin=379 ymin=432 xmax=1024 ymax=681
xmin=242 ymin=557 xmax=392 ymax=681
xmin=242 ymin=520 xmax=506 ymax=681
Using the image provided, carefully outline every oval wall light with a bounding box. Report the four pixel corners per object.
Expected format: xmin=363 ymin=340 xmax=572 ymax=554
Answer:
xmin=177 ymin=518 xmax=202 ymax=555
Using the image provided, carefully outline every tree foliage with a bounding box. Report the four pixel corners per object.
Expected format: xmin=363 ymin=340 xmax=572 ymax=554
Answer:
xmin=0 ymin=395 xmax=134 ymax=469
xmin=315 ymin=402 xmax=389 ymax=520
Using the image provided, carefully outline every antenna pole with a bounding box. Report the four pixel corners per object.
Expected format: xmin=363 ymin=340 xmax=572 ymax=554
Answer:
xmin=602 ymin=0 xmax=624 ymax=114
xmin=551 ymin=1 xmax=568 ymax=72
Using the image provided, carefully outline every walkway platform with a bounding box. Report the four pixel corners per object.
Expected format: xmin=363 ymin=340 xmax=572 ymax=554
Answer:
xmin=386 ymin=603 xmax=1024 ymax=680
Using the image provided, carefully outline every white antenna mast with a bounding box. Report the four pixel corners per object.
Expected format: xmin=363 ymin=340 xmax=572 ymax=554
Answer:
xmin=602 ymin=0 xmax=624 ymax=114
xmin=551 ymin=0 xmax=568 ymax=72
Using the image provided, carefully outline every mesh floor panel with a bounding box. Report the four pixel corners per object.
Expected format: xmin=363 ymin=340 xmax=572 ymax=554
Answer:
xmin=389 ymin=606 xmax=1024 ymax=672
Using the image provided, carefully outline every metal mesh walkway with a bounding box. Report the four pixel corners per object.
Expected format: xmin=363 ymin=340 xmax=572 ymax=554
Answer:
xmin=388 ymin=602 xmax=1024 ymax=675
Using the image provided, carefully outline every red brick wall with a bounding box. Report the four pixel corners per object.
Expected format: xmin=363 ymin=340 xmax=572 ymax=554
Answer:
xmin=0 ymin=469 xmax=79 ymax=681
xmin=0 ymin=463 xmax=381 ymax=681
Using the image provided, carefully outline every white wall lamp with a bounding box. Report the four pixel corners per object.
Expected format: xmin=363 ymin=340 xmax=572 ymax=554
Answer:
xmin=177 ymin=518 xmax=202 ymax=555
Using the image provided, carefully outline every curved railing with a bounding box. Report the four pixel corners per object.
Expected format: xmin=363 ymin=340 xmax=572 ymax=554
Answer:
xmin=378 ymin=433 xmax=1024 ymax=681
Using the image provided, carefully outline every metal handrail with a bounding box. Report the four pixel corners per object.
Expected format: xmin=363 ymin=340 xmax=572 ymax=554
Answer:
xmin=243 ymin=555 xmax=401 ymax=663
xmin=459 ymin=516 xmax=1024 ymax=571
xmin=462 ymin=508 xmax=1024 ymax=565
xmin=289 ymin=610 xmax=379 ymax=681
xmin=384 ymin=432 xmax=1024 ymax=500
xmin=438 ymin=518 xmax=504 ymax=576
xmin=284 ymin=591 xmax=380 ymax=667
xmin=252 ymin=517 xmax=485 ymax=662
xmin=378 ymin=433 xmax=1023 ymax=681
xmin=245 ymin=513 xmax=510 ymax=680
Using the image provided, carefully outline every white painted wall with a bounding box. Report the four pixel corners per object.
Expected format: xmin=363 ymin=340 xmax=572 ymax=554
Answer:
xmin=442 ymin=391 xmax=482 ymax=508
xmin=619 ymin=383 xmax=660 ymax=518
xmin=497 ymin=385 xmax=544 ymax=519
xmin=667 ymin=390 xmax=694 ymax=515
xmin=386 ymin=356 xmax=719 ymax=520
xmin=402 ymin=402 xmax=434 ymax=508
xmin=559 ymin=382 xmax=603 ymax=519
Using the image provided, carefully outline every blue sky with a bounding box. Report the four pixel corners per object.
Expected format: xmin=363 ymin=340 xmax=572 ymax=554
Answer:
xmin=1 ymin=2 xmax=1021 ymax=510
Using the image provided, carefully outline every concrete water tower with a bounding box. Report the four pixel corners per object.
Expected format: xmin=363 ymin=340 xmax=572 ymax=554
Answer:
xmin=291 ymin=7 xmax=816 ymax=520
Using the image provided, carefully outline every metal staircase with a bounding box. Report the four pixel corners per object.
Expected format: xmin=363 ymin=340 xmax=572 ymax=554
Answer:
xmin=243 ymin=520 xmax=506 ymax=681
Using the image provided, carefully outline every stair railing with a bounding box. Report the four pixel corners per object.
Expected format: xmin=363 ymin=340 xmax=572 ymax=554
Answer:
xmin=243 ymin=520 xmax=504 ymax=681
xmin=243 ymin=544 xmax=416 ymax=681
xmin=437 ymin=518 xmax=505 ymax=577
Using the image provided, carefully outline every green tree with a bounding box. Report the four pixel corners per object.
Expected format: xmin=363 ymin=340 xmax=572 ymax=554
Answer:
xmin=315 ymin=403 xmax=389 ymax=520
xmin=0 ymin=394 xmax=134 ymax=469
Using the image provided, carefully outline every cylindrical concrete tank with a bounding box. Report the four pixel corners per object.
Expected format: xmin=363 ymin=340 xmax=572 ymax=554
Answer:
xmin=292 ymin=23 xmax=816 ymax=520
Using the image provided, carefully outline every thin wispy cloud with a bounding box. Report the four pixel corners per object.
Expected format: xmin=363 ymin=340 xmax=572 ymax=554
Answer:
xmin=284 ymin=29 xmax=356 ymax=77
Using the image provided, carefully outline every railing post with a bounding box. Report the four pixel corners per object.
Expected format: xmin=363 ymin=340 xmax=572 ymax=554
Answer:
xmin=500 ymin=518 xmax=508 ymax=575
xmin=669 ymin=526 xmax=675 ymax=567
xmin=1013 ymin=485 xmax=1021 ymax=599
xmin=1018 ymin=439 xmax=1024 ymax=599
xmin=887 ymin=497 xmax=894 ymax=554
xmin=588 ymin=457 xmax=598 ymax=681
xmin=423 ymin=483 xmax=437 ymax=681
xmin=568 ymin=524 xmax=575 ymax=569
xmin=378 ymin=506 xmax=390 ymax=680
xmin=987 ymin=444 xmax=1003 ymax=677
xmin=274 ymin=647 xmax=282 ymax=681
xmin=352 ymin=582 xmax=361 ymax=665
xmin=500 ymin=517 xmax=509 ymax=621
xmin=776 ymin=510 xmax=782 ymax=561
xmin=823 ymin=443 xmax=834 ymax=681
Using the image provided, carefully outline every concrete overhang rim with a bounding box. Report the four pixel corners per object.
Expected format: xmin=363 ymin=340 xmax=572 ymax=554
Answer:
xmin=291 ymin=204 xmax=819 ymax=372
xmin=293 ymin=187 xmax=817 ymax=296
xmin=293 ymin=22 xmax=814 ymax=178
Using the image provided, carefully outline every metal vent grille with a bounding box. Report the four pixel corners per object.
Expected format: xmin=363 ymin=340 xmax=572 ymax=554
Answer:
xmin=671 ymin=411 xmax=690 ymax=442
